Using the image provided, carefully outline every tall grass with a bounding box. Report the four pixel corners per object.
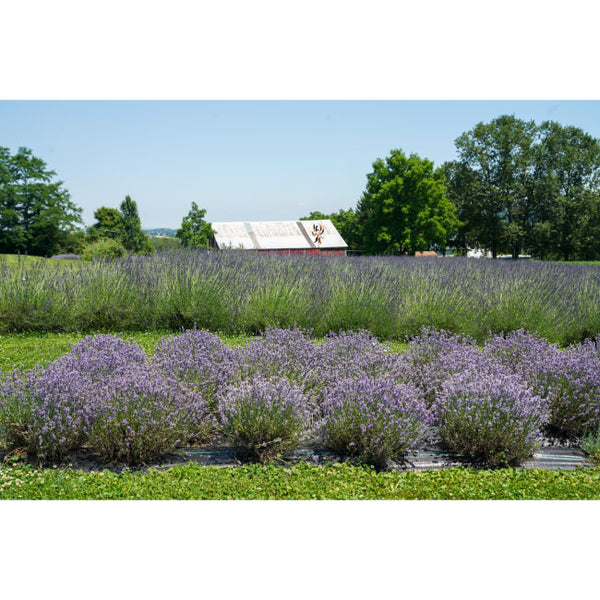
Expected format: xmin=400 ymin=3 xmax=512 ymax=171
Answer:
xmin=1 ymin=251 xmax=599 ymax=345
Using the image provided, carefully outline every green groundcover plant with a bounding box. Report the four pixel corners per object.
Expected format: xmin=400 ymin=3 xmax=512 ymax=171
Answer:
xmin=1 ymin=462 xmax=600 ymax=500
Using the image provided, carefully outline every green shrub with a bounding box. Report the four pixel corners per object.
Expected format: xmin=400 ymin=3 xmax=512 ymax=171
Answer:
xmin=82 ymin=238 xmax=126 ymax=261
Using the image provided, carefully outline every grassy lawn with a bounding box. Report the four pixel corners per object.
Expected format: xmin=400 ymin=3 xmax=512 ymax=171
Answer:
xmin=0 ymin=253 xmax=83 ymax=269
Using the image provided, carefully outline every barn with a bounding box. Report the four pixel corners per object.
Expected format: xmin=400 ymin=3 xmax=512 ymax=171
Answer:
xmin=210 ymin=220 xmax=348 ymax=256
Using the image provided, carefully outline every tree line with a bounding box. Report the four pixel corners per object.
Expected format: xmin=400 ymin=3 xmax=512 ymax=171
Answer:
xmin=0 ymin=146 xmax=214 ymax=258
xmin=304 ymin=115 xmax=600 ymax=260
xmin=3 ymin=113 xmax=600 ymax=260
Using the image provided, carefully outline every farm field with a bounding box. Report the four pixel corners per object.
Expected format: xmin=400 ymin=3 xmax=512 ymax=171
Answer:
xmin=1 ymin=326 xmax=599 ymax=500
xmin=1 ymin=251 xmax=600 ymax=345
xmin=2 ymin=253 xmax=600 ymax=500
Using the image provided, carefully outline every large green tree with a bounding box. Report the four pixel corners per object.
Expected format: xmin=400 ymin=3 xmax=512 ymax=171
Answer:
xmin=176 ymin=202 xmax=214 ymax=249
xmin=356 ymin=149 xmax=460 ymax=255
xmin=533 ymin=121 xmax=600 ymax=261
xmin=446 ymin=116 xmax=600 ymax=260
xmin=119 ymin=195 xmax=153 ymax=254
xmin=451 ymin=115 xmax=537 ymax=259
xmin=0 ymin=146 xmax=83 ymax=256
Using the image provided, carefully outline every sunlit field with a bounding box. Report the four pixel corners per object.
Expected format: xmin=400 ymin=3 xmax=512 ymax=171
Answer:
xmin=1 ymin=251 xmax=600 ymax=345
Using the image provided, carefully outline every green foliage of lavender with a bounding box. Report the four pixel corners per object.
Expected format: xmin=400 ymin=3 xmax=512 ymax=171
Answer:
xmin=2 ymin=251 xmax=600 ymax=345
xmin=581 ymin=427 xmax=600 ymax=465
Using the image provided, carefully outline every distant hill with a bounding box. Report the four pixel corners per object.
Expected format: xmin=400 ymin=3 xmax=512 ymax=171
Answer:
xmin=144 ymin=228 xmax=177 ymax=237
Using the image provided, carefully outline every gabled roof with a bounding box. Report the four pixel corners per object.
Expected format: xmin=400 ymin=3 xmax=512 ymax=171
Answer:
xmin=211 ymin=220 xmax=348 ymax=250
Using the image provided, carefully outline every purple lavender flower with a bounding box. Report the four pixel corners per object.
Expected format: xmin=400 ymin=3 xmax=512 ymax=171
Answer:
xmin=216 ymin=374 xmax=314 ymax=463
xmin=483 ymin=329 xmax=562 ymax=387
xmin=234 ymin=326 xmax=323 ymax=398
xmin=0 ymin=360 xmax=97 ymax=463
xmin=403 ymin=327 xmax=501 ymax=407
xmin=436 ymin=368 xmax=549 ymax=466
xmin=484 ymin=331 xmax=600 ymax=438
xmin=320 ymin=376 xmax=431 ymax=468
xmin=56 ymin=333 xmax=148 ymax=383
xmin=317 ymin=330 xmax=409 ymax=394
xmin=88 ymin=363 xmax=215 ymax=464
xmin=542 ymin=340 xmax=600 ymax=438
xmin=152 ymin=328 xmax=239 ymax=403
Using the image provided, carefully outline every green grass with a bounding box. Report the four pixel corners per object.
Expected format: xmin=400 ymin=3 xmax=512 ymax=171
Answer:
xmin=0 ymin=331 xmax=258 ymax=371
xmin=1 ymin=461 xmax=599 ymax=500
xmin=0 ymin=253 xmax=83 ymax=269
xmin=0 ymin=330 xmax=409 ymax=371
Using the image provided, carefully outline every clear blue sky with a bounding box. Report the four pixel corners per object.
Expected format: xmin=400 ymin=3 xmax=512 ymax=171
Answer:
xmin=2 ymin=100 xmax=600 ymax=230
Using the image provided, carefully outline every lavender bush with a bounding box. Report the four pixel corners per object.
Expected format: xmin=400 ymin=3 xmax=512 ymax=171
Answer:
xmin=235 ymin=327 xmax=323 ymax=396
xmin=483 ymin=329 xmax=562 ymax=388
xmin=152 ymin=328 xmax=239 ymax=405
xmin=543 ymin=340 xmax=600 ymax=438
xmin=0 ymin=367 xmax=40 ymax=453
xmin=88 ymin=365 xmax=215 ymax=464
xmin=216 ymin=375 xmax=314 ymax=463
xmin=403 ymin=328 xmax=492 ymax=407
xmin=4 ymin=326 xmax=600 ymax=469
xmin=3 ymin=252 xmax=600 ymax=345
xmin=436 ymin=369 xmax=549 ymax=467
xmin=317 ymin=330 xmax=408 ymax=393
xmin=484 ymin=331 xmax=600 ymax=439
xmin=0 ymin=362 xmax=96 ymax=463
xmin=320 ymin=376 xmax=431 ymax=468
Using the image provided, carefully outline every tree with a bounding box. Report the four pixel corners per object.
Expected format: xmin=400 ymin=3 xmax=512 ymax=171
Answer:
xmin=448 ymin=116 xmax=600 ymax=260
xmin=533 ymin=121 xmax=600 ymax=261
xmin=572 ymin=190 xmax=600 ymax=260
xmin=87 ymin=207 xmax=123 ymax=242
xmin=300 ymin=208 xmax=362 ymax=251
xmin=176 ymin=202 xmax=215 ymax=249
xmin=119 ymin=195 xmax=153 ymax=254
xmin=440 ymin=160 xmax=483 ymax=255
xmin=0 ymin=146 xmax=83 ymax=256
xmin=452 ymin=115 xmax=537 ymax=259
xmin=355 ymin=149 xmax=460 ymax=255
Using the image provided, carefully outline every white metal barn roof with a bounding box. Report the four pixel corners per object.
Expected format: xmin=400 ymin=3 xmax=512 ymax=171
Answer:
xmin=211 ymin=220 xmax=348 ymax=250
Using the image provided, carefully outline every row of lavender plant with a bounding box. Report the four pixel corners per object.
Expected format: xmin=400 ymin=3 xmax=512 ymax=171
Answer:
xmin=1 ymin=327 xmax=599 ymax=468
xmin=2 ymin=251 xmax=600 ymax=344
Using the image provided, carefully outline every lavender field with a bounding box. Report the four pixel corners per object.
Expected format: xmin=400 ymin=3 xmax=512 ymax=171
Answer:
xmin=1 ymin=328 xmax=599 ymax=469
xmin=1 ymin=251 xmax=600 ymax=345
